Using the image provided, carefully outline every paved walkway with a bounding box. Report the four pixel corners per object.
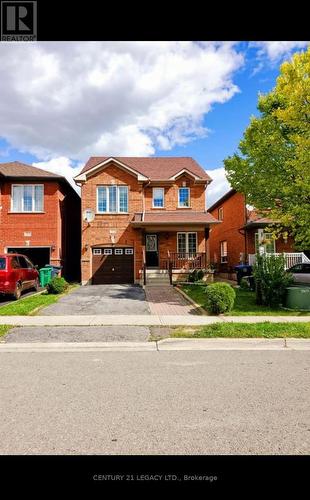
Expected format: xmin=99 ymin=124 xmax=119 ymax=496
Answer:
xmin=0 ymin=315 xmax=309 ymax=326
xmin=145 ymin=286 xmax=199 ymax=315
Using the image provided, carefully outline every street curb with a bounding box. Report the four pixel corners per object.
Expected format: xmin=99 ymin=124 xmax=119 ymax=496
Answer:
xmin=1 ymin=338 xmax=310 ymax=352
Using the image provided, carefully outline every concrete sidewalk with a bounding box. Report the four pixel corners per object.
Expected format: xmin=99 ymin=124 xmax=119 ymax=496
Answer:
xmin=0 ymin=314 xmax=309 ymax=326
xmin=0 ymin=338 xmax=310 ymax=352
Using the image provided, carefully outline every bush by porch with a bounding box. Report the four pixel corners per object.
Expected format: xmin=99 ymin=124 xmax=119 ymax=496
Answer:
xmin=179 ymin=284 xmax=310 ymax=316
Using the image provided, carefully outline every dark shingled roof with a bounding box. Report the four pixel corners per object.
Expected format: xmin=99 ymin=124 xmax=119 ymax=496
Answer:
xmin=78 ymin=157 xmax=212 ymax=182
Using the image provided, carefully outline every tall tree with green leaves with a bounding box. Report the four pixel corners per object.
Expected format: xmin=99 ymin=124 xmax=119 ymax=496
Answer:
xmin=224 ymin=48 xmax=310 ymax=249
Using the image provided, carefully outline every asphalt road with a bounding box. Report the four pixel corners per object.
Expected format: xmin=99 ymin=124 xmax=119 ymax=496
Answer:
xmin=0 ymin=350 xmax=309 ymax=454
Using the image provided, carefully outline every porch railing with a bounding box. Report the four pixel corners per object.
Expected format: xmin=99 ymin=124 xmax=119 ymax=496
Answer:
xmin=248 ymin=252 xmax=310 ymax=269
xmin=142 ymin=247 xmax=146 ymax=286
xmin=168 ymin=252 xmax=207 ymax=271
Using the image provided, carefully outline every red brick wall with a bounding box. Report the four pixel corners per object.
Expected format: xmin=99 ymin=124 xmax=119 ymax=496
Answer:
xmin=144 ymin=176 xmax=206 ymax=211
xmin=208 ymin=192 xmax=247 ymax=270
xmin=81 ymin=162 xmax=209 ymax=284
xmin=0 ymin=180 xmax=81 ymax=279
xmin=0 ymin=181 xmax=62 ymax=262
xmin=246 ymin=229 xmax=295 ymax=254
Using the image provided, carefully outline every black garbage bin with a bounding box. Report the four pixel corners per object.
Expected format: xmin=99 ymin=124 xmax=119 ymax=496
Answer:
xmin=234 ymin=264 xmax=253 ymax=285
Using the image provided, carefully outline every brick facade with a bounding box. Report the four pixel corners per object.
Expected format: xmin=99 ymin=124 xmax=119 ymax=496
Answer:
xmin=0 ymin=179 xmax=81 ymax=281
xmin=80 ymin=161 xmax=210 ymax=284
xmin=209 ymin=190 xmax=295 ymax=272
xmin=209 ymin=191 xmax=246 ymax=271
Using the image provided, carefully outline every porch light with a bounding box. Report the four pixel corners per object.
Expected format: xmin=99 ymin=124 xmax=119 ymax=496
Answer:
xmin=51 ymin=244 xmax=56 ymax=252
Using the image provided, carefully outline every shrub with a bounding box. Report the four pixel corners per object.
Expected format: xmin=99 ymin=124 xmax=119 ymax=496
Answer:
xmin=46 ymin=276 xmax=69 ymax=294
xmin=253 ymin=253 xmax=293 ymax=307
xmin=204 ymin=282 xmax=236 ymax=314
xmin=197 ymin=270 xmax=204 ymax=281
xmin=240 ymin=277 xmax=250 ymax=291
xmin=188 ymin=269 xmax=204 ymax=282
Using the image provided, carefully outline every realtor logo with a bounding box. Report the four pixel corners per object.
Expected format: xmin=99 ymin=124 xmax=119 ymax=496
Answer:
xmin=1 ymin=1 xmax=37 ymax=40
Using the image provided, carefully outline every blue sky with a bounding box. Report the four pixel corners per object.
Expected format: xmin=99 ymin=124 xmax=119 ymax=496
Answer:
xmin=0 ymin=41 xmax=308 ymax=204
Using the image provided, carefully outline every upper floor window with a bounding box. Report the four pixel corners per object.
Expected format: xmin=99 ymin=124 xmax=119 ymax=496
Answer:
xmin=220 ymin=241 xmax=228 ymax=263
xmin=218 ymin=206 xmax=224 ymax=221
xmin=97 ymin=185 xmax=128 ymax=213
xmin=178 ymin=187 xmax=190 ymax=208
xmin=152 ymin=187 xmax=164 ymax=208
xmin=11 ymin=184 xmax=44 ymax=212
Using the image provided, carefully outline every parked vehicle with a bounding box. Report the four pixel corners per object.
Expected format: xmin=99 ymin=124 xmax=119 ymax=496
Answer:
xmin=0 ymin=253 xmax=40 ymax=300
xmin=287 ymin=263 xmax=310 ymax=284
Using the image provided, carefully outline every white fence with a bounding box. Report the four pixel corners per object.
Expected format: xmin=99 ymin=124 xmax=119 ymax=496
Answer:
xmin=248 ymin=252 xmax=310 ymax=269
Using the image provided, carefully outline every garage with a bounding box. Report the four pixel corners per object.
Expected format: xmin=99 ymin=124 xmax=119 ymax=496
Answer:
xmin=6 ymin=247 xmax=50 ymax=269
xmin=92 ymin=247 xmax=134 ymax=284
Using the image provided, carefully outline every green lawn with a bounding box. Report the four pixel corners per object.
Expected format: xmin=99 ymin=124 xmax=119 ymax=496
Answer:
xmin=0 ymin=325 xmax=12 ymax=338
xmin=0 ymin=285 xmax=78 ymax=316
xmin=179 ymin=284 xmax=310 ymax=316
xmin=171 ymin=322 xmax=310 ymax=338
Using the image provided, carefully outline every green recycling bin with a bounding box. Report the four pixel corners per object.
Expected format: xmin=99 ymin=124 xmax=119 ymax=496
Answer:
xmin=285 ymin=286 xmax=310 ymax=311
xmin=39 ymin=267 xmax=53 ymax=287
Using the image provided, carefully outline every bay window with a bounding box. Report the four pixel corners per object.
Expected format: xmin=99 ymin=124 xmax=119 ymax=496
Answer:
xmin=97 ymin=185 xmax=128 ymax=213
xmin=11 ymin=184 xmax=44 ymax=212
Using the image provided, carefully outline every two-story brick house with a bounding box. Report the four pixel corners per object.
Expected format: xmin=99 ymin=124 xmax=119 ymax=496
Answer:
xmin=0 ymin=161 xmax=81 ymax=281
xmin=208 ymin=188 xmax=309 ymax=274
xmin=74 ymin=157 xmax=219 ymax=285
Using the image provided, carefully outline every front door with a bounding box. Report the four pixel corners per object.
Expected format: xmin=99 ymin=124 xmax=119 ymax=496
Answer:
xmin=145 ymin=234 xmax=159 ymax=267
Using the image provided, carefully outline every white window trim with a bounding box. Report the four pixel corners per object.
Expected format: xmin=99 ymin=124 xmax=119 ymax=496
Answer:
xmin=218 ymin=207 xmax=224 ymax=221
xmin=11 ymin=184 xmax=44 ymax=213
xmin=178 ymin=187 xmax=190 ymax=208
xmin=220 ymin=241 xmax=228 ymax=263
xmin=103 ymin=248 xmax=113 ymax=255
xmin=255 ymin=230 xmax=276 ymax=253
xmin=114 ymin=248 xmax=123 ymax=255
xmin=152 ymin=187 xmax=165 ymax=208
xmin=177 ymin=232 xmax=197 ymax=254
xmin=125 ymin=248 xmax=134 ymax=255
xmin=97 ymin=185 xmax=129 ymax=214
xmin=93 ymin=249 xmax=102 ymax=255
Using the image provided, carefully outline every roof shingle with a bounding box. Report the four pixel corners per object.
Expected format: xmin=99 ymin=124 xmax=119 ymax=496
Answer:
xmin=0 ymin=161 xmax=62 ymax=179
xmin=79 ymin=156 xmax=211 ymax=181
xmin=132 ymin=211 xmax=219 ymax=225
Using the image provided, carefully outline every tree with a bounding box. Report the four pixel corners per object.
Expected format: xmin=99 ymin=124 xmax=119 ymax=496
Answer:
xmin=224 ymin=48 xmax=310 ymax=249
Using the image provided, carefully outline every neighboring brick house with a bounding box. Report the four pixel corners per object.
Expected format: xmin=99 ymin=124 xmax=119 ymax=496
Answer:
xmin=74 ymin=156 xmax=219 ymax=285
xmin=208 ymin=189 xmax=298 ymax=274
xmin=0 ymin=161 xmax=81 ymax=281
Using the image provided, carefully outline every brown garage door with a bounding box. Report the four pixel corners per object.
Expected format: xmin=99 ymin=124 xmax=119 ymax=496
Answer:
xmin=92 ymin=247 xmax=134 ymax=284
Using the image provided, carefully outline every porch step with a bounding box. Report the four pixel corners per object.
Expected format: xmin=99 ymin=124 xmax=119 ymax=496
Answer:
xmin=146 ymin=275 xmax=171 ymax=286
xmin=146 ymin=269 xmax=168 ymax=276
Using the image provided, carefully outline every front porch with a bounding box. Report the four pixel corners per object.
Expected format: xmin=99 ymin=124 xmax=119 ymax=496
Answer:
xmin=248 ymin=252 xmax=310 ymax=269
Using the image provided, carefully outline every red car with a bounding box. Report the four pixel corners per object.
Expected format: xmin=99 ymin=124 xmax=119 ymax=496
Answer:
xmin=0 ymin=254 xmax=40 ymax=300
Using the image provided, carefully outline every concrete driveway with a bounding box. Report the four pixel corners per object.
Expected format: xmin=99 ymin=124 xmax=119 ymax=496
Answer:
xmin=39 ymin=284 xmax=151 ymax=316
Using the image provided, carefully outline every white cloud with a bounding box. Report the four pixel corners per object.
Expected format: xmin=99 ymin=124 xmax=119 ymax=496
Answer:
xmin=0 ymin=41 xmax=244 ymax=161
xmin=252 ymin=41 xmax=309 ymax=62
xmin=32 ymin=157 xmax=82 ymax=193
xmin=206 ymin=167 xmax=231 ymax=208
